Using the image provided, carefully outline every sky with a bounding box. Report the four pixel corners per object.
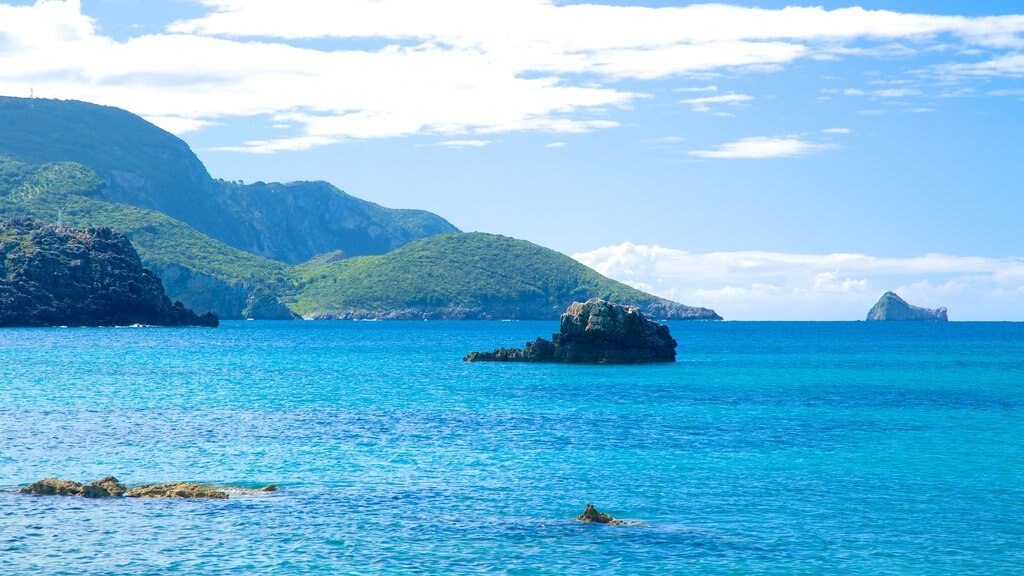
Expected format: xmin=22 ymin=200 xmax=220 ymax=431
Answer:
xmin=1 ymin=0 xmax=1023 ymax=319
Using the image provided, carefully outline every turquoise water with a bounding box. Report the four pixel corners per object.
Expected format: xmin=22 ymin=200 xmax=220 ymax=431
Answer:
xmin=1 ymin=321 xmax=1021 ymax=575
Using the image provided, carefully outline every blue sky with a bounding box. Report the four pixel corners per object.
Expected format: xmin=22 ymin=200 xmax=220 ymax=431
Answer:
xmin=2 ymin=0 xmax=1024 ymax=319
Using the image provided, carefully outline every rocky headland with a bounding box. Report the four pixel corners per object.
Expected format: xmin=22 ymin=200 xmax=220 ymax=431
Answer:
xmin=465 ymin=299 xmax=677 ymax=364
xmin=0 ymin=218 xmax=218 ymax=327
xmin=866 ymin=292 xmax=948 ymax=322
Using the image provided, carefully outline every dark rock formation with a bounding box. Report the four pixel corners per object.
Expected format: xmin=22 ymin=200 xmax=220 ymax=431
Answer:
xmin=125 ymin=483 xmax=228 ymax=499
xmin=866 ymin=292 xmax=948 ymax=322
xmin=18 ymin=478 xmax=84 ymax=496
xmin=82 ymin=476 xmax=127 ymax=498
xmin=0 ymin=218 xmax=218 ymax=327
xmin=465 ymin=299 xmax=677 ymax=364
xmin=575 ymin=504 xmax=641 ymax=526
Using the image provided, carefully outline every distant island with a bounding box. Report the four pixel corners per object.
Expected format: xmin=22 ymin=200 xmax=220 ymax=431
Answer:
xmin=866 ymin=291 xmax=948 ymax=322
xmin=0 ymin=96 xmax=721 ymax=322
xmin=0 ymin=218 xmax=217 ymax=327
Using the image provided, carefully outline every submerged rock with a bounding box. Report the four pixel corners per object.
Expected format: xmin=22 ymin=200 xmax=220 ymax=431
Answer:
xmin=575 ymin=504 xmax=639 ymax=526
xmin=125 ymin=483 xmax=229 ymax=499
xmin=866 ymin=292 xmax=948 ymax=322
xmin=259 ymin=484 xmax=279 ymax=492
xmin=18 ymin=478 xmax=84 ymax=496
xmin=82 ymin=476 xmax=127 ymax=498
xmin=465 ymin=299 xmax=677 ymax=364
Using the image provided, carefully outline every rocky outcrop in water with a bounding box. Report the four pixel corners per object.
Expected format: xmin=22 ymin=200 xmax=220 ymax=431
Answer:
xmin=465 ymin=299 xmax=677 ymax=364
xmin=0 ymin=218 xmax=218 ymax=327
xmin=15 ymin=477 xmax=277 ymax=499
xmin=125 ymin=483 xmax=228 ymax=499
xmin=866 ymin=292 xmax=948 ymax=322
xmin=18 ymin=478 xmax=85 ymax=496
xmin=575 ymin=504 xmax=642 ymax=526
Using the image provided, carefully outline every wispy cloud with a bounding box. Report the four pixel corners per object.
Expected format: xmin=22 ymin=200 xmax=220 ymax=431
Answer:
xmin=573 ymin=243 xmax=1024 ymax=320
xmin=437 ymin=139 xmax=491 ymax=148
xmin=544 ymin=141 xmax=567 ymax=148
xmin=689 ymin=136 xmax=835 ymax=160
xmin=679 ymin=93 xmax=754 ymax=113
xmin=822 ymin=127 xmax=852 ymax=134
xmin=4 ymin=1 xmax=1024 ymax=151
xmin=844 ymin=88 xmax=923 ymax=98
xmin=676 ymin=85 xmax=718 ymax=93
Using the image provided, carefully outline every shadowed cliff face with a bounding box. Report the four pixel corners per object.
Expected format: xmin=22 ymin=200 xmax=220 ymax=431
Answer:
xmin=866 ymin=291 xmax=948 ymax=322
xmin=0 ymin=218 xmax=217 ymax=327
xmin=0 ymin=97 xmax=458 ymax=264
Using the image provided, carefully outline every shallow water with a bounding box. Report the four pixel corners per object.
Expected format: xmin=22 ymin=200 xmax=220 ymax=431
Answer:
xmin=1 ymin=321 xmax=1022 ymax=574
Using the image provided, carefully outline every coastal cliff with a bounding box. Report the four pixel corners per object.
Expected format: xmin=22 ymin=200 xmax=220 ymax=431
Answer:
xmin=0 ymin=218 xmax=217 ymax=327
xmin=866 ymin=292 xmax=948 ymax=322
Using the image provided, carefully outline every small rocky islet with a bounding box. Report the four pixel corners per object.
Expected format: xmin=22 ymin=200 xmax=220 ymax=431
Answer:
xmin=866 ymin=291 xmax=948 ymax=322
xmin=465 ymin=298 xmax=677 ymax=364
xmin=16 ymin=477 xmax=278 ymax=499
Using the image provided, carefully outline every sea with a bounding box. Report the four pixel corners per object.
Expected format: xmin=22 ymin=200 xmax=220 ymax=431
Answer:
xmin=0 ymin=321 xmax=1021 ymax=575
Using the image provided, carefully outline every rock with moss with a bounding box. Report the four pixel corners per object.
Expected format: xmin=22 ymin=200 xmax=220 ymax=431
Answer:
xmin=0 ymin=218 xmax=218 ymax=327
xmin=575 ymin=504 xmax=642 ymax=526
xmin=125 ymin=482 xmax=229 ymax=499
xmin=466 ymin=299 xmax=677 ymax=364
xmin=866 ymin=292 xmax=948 ymax=322
xmin=18 ymin=478 xmax=84 ymax=496
xmin=82 ymin=476 xmax=127 ymax=498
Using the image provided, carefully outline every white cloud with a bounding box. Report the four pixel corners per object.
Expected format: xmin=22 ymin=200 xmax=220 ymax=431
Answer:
xmin=144 ymin=116 xmax=218 ymax=135
xmin=676 ymin=85 xmax=718 ymax=93
xmin=822 ymin=127 xmax=852 ymax=134
xmin=573 ymin=243 xmax=1024 ymax=320
xmin=845 ymin=87 xmax=922 ymax=97
xmin=544 ymin=141 xmax=567 ymax=148
xmin=3 ymin=1 xmax=1024 ymax=152
xmin=437 ymin=139 xmax=490 ymax=148
xmin=679 ymin=93 xmax=754 ymax=112
xmin=689 ymin=136 xmax=835 ymax=159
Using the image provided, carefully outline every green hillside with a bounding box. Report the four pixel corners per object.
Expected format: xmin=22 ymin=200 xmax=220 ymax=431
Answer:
xmin=0 ymin=157 xmax=291 ymax=319
xmin=289 ymin=233 xmax=722 ymax=320
xmin=0 ymin=96 xmax=458 ymax=263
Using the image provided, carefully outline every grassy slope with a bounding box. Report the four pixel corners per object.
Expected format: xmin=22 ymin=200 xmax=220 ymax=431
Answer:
xmin=288 ymin=232 xmax=697 ymax=318
xmin=0 ymin=157 xmax=286 ymax=289
xmin=1 ymin=157 xmax=719 ymax=320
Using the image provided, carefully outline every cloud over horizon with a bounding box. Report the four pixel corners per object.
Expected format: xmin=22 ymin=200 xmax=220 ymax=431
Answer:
xmin=573 ymin=243 xmax=1024 ymax=321
xmin=1 ymin=1 xmax=1023 ymax=152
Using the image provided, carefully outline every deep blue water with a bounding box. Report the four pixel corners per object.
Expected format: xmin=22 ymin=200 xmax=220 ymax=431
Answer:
xmin=0 ymin=321 xmax=1021 ymax=575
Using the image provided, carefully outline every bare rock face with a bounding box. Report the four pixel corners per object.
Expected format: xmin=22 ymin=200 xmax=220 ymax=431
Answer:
xmin=465 ymin=299 xmax=677 ymax=364
xmin=125 ymin=483 xmax=228 ymax=499
xmin=866 ymin=292 xmax=948 ymax=322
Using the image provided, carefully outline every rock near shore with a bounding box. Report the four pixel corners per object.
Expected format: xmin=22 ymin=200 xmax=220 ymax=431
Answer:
xmin=465 ymin=299 xmax=677 ymax=364
xmin=0 ymin=218 xmax=218 ymax=327
xmin=866 ymin=292 xmax=948 ymax=322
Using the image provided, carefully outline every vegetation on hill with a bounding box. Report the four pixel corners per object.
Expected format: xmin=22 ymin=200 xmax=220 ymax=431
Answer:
xmin=288 ymin=232 xmax=722 ymax=320
xmin=0 ymin=96 xmax=458 ymax=263
xmin=0 ymin=157 xmax=289 ymax=318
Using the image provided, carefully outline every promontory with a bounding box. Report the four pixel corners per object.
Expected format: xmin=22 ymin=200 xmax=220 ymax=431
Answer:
xmin=0 ymin=218 xmax=218 ymax=327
